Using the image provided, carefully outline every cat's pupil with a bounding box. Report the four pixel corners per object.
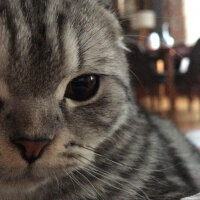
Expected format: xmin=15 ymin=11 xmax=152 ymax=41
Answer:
xmin=65 ymin=75 xmax=99 ymax=101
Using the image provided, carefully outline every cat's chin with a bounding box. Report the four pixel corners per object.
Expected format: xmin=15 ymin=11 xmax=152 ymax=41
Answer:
xmin=0 ymin=173 xmax=48 ymax=189
xmin=0 ymin=176 xmax=50 ymax=196
xmin=0 ymin=165 xmax=71 ymax=194
xmin=0 ymin=166 xmax=52 ymax=195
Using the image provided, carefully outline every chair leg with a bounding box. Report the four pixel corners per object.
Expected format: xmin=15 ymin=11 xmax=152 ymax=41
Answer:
xmin=157 ymin=84 xmax=165 ymax=111
xmin=188 ymin=92 xmax=193 ymax=112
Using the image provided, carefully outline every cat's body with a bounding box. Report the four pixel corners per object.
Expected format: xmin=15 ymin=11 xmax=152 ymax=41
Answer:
xmin=0 ymin=0 xmax=199 ymax=199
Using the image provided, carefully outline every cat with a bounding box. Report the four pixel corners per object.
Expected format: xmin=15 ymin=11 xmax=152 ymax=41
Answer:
xmin=0 ymin=0 xmax=199 ymax=199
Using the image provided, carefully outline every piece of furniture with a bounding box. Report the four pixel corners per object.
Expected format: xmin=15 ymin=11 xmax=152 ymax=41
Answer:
xmin=146 ymin=47 xmax=177 ymax=113
xmin=126 ymin=38 xmax=197 ymax=114
xmin=126 ymin=39 xmax=166 ymax=110
xmin=146 ymin=45 xmax=192 ymax=114
xmin=175 ymin=40 xmax=200 ymax=111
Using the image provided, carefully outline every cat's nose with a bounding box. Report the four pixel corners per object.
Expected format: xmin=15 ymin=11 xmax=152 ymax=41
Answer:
xmin=13 ymin=140 xmax=50 ymax=164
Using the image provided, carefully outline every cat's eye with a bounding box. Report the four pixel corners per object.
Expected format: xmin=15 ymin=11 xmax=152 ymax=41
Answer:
xmin=64 ymin=74 xmax=100 ymax=101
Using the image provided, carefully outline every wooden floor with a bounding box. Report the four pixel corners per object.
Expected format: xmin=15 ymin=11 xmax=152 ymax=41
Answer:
xmin=139 ymin=96 xmax=200 ymax=132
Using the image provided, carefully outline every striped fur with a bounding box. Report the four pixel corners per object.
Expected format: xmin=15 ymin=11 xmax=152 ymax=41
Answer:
xmin=0 ymin=0 xmax=199 ymax=199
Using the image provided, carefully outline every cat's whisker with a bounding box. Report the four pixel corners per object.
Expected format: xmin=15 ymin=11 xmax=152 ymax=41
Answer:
xmin=124 ymin=34 xmax=146 ymax=39
xmin=68 ymin=172 xmax=88 ymax=199
xmin=78 ymin=146 xmax=183 ymax=173
xmin=128 ymin=68 xmax=145 ymax=89
xmin=74 ymin=169 xmax=97 ymax=199
xmin=53 ymin=171 xmax=60 ymax=189
xmin=78 ymin=156 xmax=157 ymax=200
xmin=68 ymin=173 xmax=78 ymax=197
xmin=75 ymin=155 xmax=150 ymax=200
xmin=78 ymin=144 xmax=132 ymax=168
xmin=91 ymin=169 xmax=151 ymax=200
xmin=76 ymin=155 xmax=113 ymax=175
xmin=77 ymin=159 xmax=150 ymax=200
xmin=87 ymin=164 xmax=150 ymax=199
xmin=124 ymin=34 xmax=184 ymax=59
xmin=70 ymin=170 xmax=93 ymax=198
xmin=81 ymin=165 xmax=141 ymax=199
xmin=75 ymin=169 xmax=104 ymax=200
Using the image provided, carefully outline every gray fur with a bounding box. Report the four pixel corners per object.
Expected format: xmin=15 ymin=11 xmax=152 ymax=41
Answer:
xmin=0 ymin=0 xmax=199 ymax=199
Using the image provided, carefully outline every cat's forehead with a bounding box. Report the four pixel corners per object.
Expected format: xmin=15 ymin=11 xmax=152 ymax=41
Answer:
xmin=0 ymin=0 xmax=124 ymax=97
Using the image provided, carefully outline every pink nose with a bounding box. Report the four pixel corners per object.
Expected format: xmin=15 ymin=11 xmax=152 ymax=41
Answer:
xmin=14 ymin=140 xmax=50 ymax=163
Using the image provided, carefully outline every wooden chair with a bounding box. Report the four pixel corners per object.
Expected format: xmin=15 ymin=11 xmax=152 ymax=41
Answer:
xmin=175 ymin=40 xmax=200 ymax=111
xmin=126 ymin=39 xmax=166 ymax=110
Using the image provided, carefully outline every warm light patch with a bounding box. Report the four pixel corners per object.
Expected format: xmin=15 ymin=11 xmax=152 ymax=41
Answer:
xmin=156 ymin=59 xmax=165 ymax=74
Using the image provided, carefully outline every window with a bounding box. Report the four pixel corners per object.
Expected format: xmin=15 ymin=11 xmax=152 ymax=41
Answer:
xmin=184 ymin=0 xmax=200 ymax=45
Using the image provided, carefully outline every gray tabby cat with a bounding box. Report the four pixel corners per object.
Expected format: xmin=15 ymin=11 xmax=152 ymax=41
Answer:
xmin=0 ymin=0 xmax=199 ymax=199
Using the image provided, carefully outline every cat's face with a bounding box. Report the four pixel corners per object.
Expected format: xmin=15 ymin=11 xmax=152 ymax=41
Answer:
xmin=0 ymin=0 xmax=130 ymax=192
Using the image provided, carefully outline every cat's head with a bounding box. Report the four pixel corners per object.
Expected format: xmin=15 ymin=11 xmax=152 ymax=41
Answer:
xmin=0 ymin=0 xmax=131 ymax=193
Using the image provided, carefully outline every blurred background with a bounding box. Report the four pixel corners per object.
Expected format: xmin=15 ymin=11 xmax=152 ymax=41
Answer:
xmin=112 ymin=0 xmax=200 ymax=147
